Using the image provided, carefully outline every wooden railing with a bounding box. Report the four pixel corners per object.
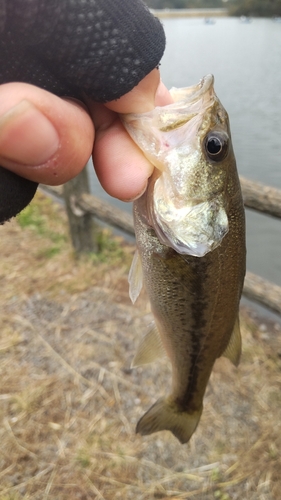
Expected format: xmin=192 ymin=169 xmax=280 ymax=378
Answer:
xmin=41 ymin=169 xmax=281 ymax=316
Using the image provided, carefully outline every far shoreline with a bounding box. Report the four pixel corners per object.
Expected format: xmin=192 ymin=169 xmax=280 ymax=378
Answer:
xmin=151 ymin=8 xmax=228 ymax=18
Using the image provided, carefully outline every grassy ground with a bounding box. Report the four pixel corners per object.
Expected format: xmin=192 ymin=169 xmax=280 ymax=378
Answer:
xmin=0 ymin=191 xmax=281 ymax=500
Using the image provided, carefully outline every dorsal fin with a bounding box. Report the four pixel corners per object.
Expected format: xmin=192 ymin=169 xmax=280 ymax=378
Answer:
xmin=222 ymin=316 xmax=242 ymax=367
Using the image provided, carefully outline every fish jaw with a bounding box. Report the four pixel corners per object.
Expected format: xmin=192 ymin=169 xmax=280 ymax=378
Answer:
xmin=122 ymin=75 xmax=231 ymax=257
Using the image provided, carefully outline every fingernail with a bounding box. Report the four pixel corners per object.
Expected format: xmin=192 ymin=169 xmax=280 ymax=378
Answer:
xmin=123 ymin=181 xmax=148 ymax=202
xmin=0 ymin=100 xmax=60 ymax=166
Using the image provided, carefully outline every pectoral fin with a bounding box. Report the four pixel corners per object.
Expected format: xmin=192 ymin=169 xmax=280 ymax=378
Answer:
xmin=136 ymin=397 xmax=203 ymax=444
xmin=128 ymin=250 xmax=143 ymax=304
xmin=222 ymin=316 xmax=242 ymax=367
xmin=131 ymin=324 xmax=166 ymax=367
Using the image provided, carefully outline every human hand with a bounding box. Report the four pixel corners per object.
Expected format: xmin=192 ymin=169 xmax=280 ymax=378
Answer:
xmin=0 ymin=69 xmax=172 ymax=204
xmin=0 ymin=0 xmax=169 ymax=223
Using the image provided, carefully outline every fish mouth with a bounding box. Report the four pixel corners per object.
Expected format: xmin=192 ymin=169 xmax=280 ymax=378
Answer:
xmin=121 ymin=74 xmax=216 ymax=159
xmin=169 ymin=74 xmax=215 ymax=107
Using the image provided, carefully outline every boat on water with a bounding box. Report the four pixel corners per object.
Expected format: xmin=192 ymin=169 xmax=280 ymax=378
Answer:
xmin=204 ymin=17 xmax=216 ymax=25
xmin=240 ymin=15 xmax=252 ymax=23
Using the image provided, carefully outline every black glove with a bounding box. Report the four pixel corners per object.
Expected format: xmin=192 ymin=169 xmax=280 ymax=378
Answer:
xmin=0 ymin=0 xmax=165 ymax=223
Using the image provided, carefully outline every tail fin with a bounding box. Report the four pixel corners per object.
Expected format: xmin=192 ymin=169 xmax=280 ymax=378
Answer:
xmin=136 ymin=397 xmax=202 ymax=444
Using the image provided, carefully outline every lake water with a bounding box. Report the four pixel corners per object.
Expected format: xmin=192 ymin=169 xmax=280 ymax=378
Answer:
xmin=89 ymin=16 xmax=281 ymax=287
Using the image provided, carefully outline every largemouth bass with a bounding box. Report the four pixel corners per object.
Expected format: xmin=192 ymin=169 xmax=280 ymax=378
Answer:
xmin=122 ymin=75 xmax=246 ymax=444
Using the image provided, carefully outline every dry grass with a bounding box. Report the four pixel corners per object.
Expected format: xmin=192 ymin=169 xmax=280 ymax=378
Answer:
xmin=0 ymin=191 xmax=281 ymax=500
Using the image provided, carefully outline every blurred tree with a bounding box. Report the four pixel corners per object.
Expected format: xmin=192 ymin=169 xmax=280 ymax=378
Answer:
xmin=228 ymin=0 xmax=281 ymax=16
xmin=145 ymin=0 xmax=281 ymax=15
xmin=145 ymin=0 xmax=224 ymax=8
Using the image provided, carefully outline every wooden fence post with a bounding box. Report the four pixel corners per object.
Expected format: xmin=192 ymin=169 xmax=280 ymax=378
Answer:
xmin=63 ymin=166 xmax=98 ymax=253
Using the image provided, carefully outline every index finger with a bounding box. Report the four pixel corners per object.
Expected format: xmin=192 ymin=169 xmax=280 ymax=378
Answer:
xmin=88 ymin=73 xmax=173 ymax=201
xmin=89 ymin=102 xmax=153 ymax=201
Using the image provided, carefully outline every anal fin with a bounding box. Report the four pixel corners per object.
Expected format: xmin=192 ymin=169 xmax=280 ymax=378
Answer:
xmin=131 ymin=323 xmax=166 ymax=367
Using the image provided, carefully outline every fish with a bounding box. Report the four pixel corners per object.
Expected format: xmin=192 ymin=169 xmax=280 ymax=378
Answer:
xmin=121 ymin=75 xmax=246 ymax=445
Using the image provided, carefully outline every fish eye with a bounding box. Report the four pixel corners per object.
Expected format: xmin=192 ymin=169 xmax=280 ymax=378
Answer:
xmin=204 ymin=131 xmax=229 ymax=162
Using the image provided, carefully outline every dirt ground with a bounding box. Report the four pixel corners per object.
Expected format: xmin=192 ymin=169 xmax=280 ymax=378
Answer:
xmin=0 ymin=191 xmax=281 ymax=500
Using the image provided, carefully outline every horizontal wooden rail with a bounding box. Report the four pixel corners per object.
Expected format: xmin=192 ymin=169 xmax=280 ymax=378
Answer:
xmin=240 ymin=176 xmax=281 ymax=219
xmin=40 ymin=176 xmax=281 ymax=316
xmin=243 ymin=272 xmax=281 ymax=315
xmin=42 ymin=176 xmax=281 ymax=222
xmin=78 ymin=193 xmax=135 ymax=236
